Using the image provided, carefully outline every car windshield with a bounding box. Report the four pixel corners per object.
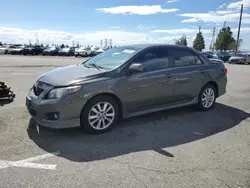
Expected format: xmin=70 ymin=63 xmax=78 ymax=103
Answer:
xmin=24 ymin=46 xmax=33 ymax=48
xmin=219 ymin=51 xmax=229 ymax=56
xmin=61 ymin=48 xmax=69 ymax=51
xmin=234 ymin=53 xmax=246 ymax=57
xmin=47 ymin=47 xmax=56 ymax=50
xmin=83 ymin=46 xmax=139 ymax=69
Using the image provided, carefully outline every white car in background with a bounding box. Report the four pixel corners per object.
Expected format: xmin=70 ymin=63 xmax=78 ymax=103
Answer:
xmin=95 ymin=48 xmax=105 ymax=55
xmin=0 ymin=45 xmax=13 ymax=54
xmin=74 ymin=47 xmax=87 ymax=57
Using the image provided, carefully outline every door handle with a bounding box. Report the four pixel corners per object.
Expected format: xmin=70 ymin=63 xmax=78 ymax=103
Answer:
xmin=165 ymin=73 xmax=172 ymax=78
xmin=200 ymin=69 xmax=205 ymax=73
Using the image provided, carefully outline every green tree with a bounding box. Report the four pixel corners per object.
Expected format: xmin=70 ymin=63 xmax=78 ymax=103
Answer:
xmin=214 ymin=26 xmax=236 ymax=51
xmin=0 ymin=42 xmax=2 ymax=46
xmin=193 ymin=32 xmax=205 ymax=51
xmin=60 ymin=44 xmax=65 ymax=48
xmin=66 ymin=45 xmax=69 ymax=47
xmin=175 ymin=35 xmax=188 ymax=46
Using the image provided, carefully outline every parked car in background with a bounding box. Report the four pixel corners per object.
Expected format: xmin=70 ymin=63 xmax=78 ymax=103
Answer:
xmin=94 ymin=48 xmax=105 ymax=55
xmin=0 ymin=45 xmax=16 ymax=54
xmin=214 ymin=51 xmax=231 ymax=62
xmin=26 ymin=44 xmax=227 ymax=134
xmin=201 ymin=52 xmax=224 ymax=64
xmin=83 ymin=46 xmax=99 ymax=57
xmin=75 ymin=47 xmax=87 ymax=57
xmin=22 ymin=45 xmax=45 ymax=55
xmin=58 ymin=47 xmax=76 ymax=56
xmin=9 ymin=45 xmax=25 ymax=55
xmin=42 ymin=46 xmax=60 ymax=56
xmin=228 ymin=53 xmax=250 ymax=64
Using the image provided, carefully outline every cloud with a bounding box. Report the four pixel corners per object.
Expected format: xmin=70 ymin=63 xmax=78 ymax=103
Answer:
xmin=0 ymin=26 xmax=250 ymax=50
xmin=179 ymin=0 xmax=250 ymax=24
xmin=137 ymin=24 xmax=144 ymax=29
xmin=0 ymin=26 xmax=149 ymax=46
xmin=167 ymin=0 xmax=178 ymax=3
xmin=96 ymin=5 xmax=178 ymax=15
xmin=227 ymin=0 xmax=250 ymax=9
xmin=151 ymin=28 xmax=212 ymax=34
xmin=218 ymin=3 xmax=227 ymax=9
xmin=109 ymin=26 xmax=121 ymax=29
xmin=179 ymin=12 xmax=250 ymax=24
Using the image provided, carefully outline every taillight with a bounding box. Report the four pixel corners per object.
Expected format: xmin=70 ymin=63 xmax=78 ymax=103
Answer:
xmin=223 ymin=68 xmax=227 ymax=75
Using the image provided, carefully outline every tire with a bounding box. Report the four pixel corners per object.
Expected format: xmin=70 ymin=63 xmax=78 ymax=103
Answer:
xmin=197 ymin=84 xmax=217 ymax=111
xmin=4 ymin=50 xmax=8 ymax=54
xmin=80 ymin=95 xmax=119 ymax=134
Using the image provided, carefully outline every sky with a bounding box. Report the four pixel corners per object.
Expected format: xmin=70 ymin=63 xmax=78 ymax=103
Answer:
xmin=0 ymin=0 xmax=250 ymax=50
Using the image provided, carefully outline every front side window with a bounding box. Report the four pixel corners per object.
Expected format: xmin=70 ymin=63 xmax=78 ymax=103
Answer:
xmin=171 ymin=49 xmax=202 ymax=67
xmin=132 ymin=47 xmax=170 ymax=71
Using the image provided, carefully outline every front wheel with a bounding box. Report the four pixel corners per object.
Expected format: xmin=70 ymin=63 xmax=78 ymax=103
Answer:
xmin=197 ymin=84 xmax=217 ymax=111
xmin=80 ymin=96 xmax=119 ymax=134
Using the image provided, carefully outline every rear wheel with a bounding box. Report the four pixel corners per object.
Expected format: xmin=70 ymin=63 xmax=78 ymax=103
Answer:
xmin=80 ymin=96 xmax=119 ymax=134
xmin=197 ymin=84 xmax=217 ymax=111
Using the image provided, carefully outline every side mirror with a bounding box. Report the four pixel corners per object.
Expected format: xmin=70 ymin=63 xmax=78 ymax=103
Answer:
xmin=128 ymin=63 xmax=144 ymax=74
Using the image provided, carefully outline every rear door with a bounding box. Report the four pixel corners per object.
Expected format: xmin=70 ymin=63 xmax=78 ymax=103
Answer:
xmin=168 ymin=47 xmax=206 ymax=103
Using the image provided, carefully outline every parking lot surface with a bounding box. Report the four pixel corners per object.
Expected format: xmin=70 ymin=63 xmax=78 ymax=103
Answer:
xmin=0 ymin=55 xmax=249 ymax=188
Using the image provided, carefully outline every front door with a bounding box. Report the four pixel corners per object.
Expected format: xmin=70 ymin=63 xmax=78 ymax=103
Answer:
xmin=117 ymin=46 xmax=175 ymax=113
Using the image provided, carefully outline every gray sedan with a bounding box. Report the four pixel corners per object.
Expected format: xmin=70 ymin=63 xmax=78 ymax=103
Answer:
xmin=229 ymin=53 xmax=250 ymax=64
xmin=26 ymin=44 xmax=228 ymax=134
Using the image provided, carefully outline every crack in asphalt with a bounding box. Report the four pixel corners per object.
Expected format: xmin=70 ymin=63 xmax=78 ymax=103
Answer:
xmin=109 ymin=158 xmax=248 ymax=178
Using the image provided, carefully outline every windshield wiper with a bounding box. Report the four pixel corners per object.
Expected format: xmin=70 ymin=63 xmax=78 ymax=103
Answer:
xmin=89 ymin=63 xmax=103 ymax=70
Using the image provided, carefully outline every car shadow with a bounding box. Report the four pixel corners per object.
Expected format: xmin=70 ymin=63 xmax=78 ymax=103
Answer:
xmin=0 ymin=99 xmax=12 ymax=106
xmin=27 ymin=103 xmax=249 ymax=162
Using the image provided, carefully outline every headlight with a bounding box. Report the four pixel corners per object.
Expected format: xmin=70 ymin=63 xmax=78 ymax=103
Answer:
xmin=47 ymin=85 xmax=81 ymax=99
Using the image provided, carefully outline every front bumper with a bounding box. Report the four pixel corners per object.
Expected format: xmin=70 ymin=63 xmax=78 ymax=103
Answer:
xmin=26 ymin=88 xmax=87 ymax=129
xmin=75 ymin=52 xmax=86 ymax=56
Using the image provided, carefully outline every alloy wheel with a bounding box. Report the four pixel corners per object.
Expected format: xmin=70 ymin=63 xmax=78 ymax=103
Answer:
xmin=201 ymin=88 xmax=215 ymax=108
xmin=88 ymin=102 xmax=115 ymax=130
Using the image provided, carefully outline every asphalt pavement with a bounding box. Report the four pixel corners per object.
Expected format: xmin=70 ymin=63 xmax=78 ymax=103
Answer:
xmin=0 ymin=55 xmax=249 ymax=188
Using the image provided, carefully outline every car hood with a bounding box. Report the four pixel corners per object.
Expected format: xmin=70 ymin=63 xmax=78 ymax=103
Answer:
xmin=11 ymin=48 xmax=22 ymax=51
xmin=44 ymin=49 xmax=56 ymax=52
xmin=210 ymin=58 xmax=223 ymax=63
xmin=24 ymin=48 xmax=34 ymax=50
xmin=76 ymin=49 xmax=87 ymax=52
xmin=230 ymin=56 xmax=245 ymax=60
xmin=38 ymin=64 xmax=106 ymax=86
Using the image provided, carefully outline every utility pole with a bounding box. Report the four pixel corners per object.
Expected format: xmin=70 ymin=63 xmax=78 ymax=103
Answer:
xmin=199 ymin=26 xmax=201 ymax=33
xmin=210 ymin=26 xmax=216 ymax=51
xmin=236 ymin=4 xmax=243 ymax=51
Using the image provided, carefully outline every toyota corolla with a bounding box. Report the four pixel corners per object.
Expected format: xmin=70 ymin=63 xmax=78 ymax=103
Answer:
xmin=26 ymin=44 xmax=227 ymax=134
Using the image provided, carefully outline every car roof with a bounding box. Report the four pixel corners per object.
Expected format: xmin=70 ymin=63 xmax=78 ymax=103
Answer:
xmin=119 ymin=44 xmax=193 ymax=50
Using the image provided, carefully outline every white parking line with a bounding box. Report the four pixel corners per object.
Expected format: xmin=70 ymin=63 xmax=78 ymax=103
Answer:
xmin=0 ymin=151 xmax=60 ymax=170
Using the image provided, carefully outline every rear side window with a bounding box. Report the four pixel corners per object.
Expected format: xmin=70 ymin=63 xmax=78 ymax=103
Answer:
xmin=133 ymin=47 xmax=170 ymax=71
xmin=170 ymin=49 xmax=203 ymax=67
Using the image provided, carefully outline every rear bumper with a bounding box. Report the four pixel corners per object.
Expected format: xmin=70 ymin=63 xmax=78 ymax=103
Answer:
xmin=26 ymin=89 xmax=87 ymax=129
xmin=217 ymin=76 xmax=227 ymax=97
